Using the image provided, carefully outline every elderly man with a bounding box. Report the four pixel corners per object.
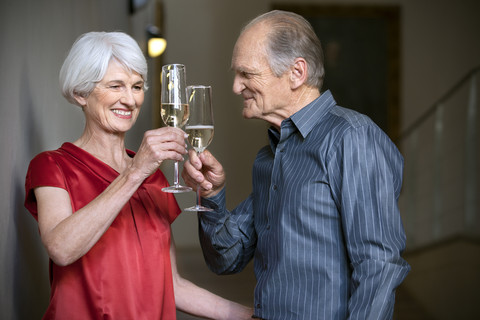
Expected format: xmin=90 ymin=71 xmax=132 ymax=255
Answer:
xmin=183 ymin=10 xmax=410 ymax=320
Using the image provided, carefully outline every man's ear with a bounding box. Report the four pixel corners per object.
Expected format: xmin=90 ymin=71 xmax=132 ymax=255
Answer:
xmin=290 ymin=58 xmax=308 ymax=90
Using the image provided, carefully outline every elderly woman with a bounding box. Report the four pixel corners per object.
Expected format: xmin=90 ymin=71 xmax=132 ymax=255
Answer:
xmin=24 ymin=31 xmax=252 ymax=320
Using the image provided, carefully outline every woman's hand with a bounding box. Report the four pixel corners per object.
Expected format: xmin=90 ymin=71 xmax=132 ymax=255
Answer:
xmin=131 ymin=127 xmax=187 ymax=180
xmin=170 ymin=233 xmax=253 ymax=319
xmin=182 ymin=149 xmax=226 ymax=198
xmin=35 ymin=127 xmax=187 ymax=266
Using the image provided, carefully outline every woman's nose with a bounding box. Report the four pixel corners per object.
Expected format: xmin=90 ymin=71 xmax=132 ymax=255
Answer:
xmin=120 ymin=88 xmax=135 ymax=106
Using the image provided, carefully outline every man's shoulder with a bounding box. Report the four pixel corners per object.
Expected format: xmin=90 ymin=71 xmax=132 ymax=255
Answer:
xmin=328 ymin=105 xmax=373 ymax=129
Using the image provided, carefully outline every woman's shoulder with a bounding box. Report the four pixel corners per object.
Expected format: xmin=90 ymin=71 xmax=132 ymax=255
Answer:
xmin=29 ymin=144 xmax=70 ymax=168
xmin=25 ymin=144 xmax=71 ymax=216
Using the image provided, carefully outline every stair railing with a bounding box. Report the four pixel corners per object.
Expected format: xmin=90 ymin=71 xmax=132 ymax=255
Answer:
xmin=398 ymin=66 xmax=480 ymax=250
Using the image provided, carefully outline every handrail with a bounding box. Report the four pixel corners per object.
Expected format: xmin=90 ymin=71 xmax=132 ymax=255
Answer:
xmin=397 ymin=65 xmax=480 ymax=143
xmin=398 ymin=64 xmax=479 ymax=250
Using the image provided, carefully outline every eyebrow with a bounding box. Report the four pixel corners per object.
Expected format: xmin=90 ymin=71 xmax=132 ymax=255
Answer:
xmin=230 ymin=64 xmax=256 ymax=74
xmin=104 ymin=79 xmax=145 ymax=85
xmin=230 ymin=59 xmax=249 ymax=72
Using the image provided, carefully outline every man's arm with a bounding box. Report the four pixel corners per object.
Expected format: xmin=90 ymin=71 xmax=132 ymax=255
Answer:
xmin=182 ymin=149 xmax=257 ymax=275
xmin=330 ymin=125 xmax=410 ymax=320
xmin=198 ymin=189 xmax=257 ymax=275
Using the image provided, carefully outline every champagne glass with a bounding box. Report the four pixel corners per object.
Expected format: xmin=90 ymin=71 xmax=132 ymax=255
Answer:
xmin=160 ymin=64 xmax=192 ymax=193
xmin=184 ymin=85 xmax=214 ymax=212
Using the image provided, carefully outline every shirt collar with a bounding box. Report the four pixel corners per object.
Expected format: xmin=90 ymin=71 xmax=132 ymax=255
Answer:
xmin=267 ymin=90 xmax=336 ymax=152
xmin=289 ymin=90 xmax=336 ymax=138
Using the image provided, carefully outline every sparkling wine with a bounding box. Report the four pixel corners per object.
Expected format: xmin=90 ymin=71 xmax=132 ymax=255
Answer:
xmin=161 ymin=103 xmax=189 ymax=128
xmin=186 ymin=125 xmax=214 ymax=153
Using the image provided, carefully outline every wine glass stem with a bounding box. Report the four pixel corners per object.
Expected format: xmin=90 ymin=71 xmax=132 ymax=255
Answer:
xmin=196 ymin=184 xmax=202 ymax=208
xmin=173 ymin=161 xmax=180 ymax=186
xmin=195 ymin=151 xmax=202 ymax=208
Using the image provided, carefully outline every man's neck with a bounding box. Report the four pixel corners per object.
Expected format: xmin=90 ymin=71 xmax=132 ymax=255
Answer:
xmin=267 ymin=86 xmax=320 ymax=130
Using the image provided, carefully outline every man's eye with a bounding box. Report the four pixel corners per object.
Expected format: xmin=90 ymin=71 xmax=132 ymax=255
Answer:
xmin=242 ymin=72 xmax=253 ymax=79
xmin=133 ymin=85 xmax=143 ymax=91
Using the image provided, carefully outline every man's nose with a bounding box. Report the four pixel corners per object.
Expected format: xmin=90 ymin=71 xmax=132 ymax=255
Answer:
xmin=232 ymin=75 xmax=244 ymax=95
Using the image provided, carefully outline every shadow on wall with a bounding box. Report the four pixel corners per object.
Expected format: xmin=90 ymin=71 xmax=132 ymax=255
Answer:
xmin=12 ymin=66 xmax=50 ymax=319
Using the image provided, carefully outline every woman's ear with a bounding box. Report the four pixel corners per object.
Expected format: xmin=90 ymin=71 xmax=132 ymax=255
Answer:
xmin=73 ymin=93 xmax=87 ymax=107
xmin=290 ymin=58 xmax=308 ymax=90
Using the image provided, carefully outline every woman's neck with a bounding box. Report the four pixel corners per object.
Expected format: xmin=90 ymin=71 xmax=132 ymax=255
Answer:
xmin=73 ymin=130 xmax=131 ymax=172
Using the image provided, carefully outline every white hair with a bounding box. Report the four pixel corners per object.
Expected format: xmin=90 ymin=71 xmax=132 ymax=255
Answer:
xmin=59 ymin=31 xmax=148 ymax=106
xmin=243 ymin=10 xmax=325 ymax=89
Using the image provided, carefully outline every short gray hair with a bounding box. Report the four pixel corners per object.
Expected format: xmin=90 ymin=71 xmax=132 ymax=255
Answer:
xmin=243 ymin=10 xmax=325 ymax=90
xmin=59 ymin=31 xmax=148 ymax=106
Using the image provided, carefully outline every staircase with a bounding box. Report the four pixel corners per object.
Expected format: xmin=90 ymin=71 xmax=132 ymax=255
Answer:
xmin=396 ymin=67 xmax=480 ymax=319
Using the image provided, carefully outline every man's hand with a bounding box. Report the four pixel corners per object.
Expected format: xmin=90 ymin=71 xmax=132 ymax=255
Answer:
xmin=182 ymin=149 xmax=225 ymax=198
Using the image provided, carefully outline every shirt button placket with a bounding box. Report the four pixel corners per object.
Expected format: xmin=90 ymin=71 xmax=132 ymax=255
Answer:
xmin=271 ymin=143 xmax=284 ymax=193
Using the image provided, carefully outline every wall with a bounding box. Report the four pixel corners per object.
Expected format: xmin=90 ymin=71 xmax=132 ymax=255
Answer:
xmin=0 ymin=1 xmax=156 ymax=318
xmin=1 ymin=0 xmax=479 ymax=319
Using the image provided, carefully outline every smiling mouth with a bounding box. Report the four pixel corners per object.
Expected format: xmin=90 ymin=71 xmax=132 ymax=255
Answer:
xmin=243 ymin=96 xmax=253 ymax=104
xmin=112 ymin=109 xmax=132 ymax=118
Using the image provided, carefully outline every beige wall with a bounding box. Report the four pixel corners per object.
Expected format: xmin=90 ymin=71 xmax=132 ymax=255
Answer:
xmin=0 ymin=1 xmax=157 ymax=318
xmin=1 ymin=0 xmax=479 ymax=319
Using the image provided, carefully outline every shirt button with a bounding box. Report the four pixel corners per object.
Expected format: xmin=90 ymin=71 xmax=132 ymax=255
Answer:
xmin=256 ymin=303 xmax=261 ymax=309
xmin=266 ymin=225 xmax=271 ymax=230
xmin=272 ymin=185 xmax=277 ymax=191
xmin=263 ymin=263 xmax=268 ymax=270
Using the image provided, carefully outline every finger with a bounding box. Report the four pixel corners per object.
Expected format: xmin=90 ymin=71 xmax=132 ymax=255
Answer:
xmin=143 ymin=130 xmax=187 ymax=154
xmin=152 ymin=140 xmax=187 ymax=156
xmin=145 ymin=131 xmax=185 ymax=145
xmin=138 ymin=138 xmax=186 ymax=164
xmin=187 ymin=149 xmax=203 ymax=169
xmin=181 ymin=169 xmax=199 ymax=191
xmin=199 ymin=179 xmax=213 ymax=191
xmin=199 ymin=150 xmax=222 ymax=175
xmin=182 ymin=157 xmax=204 ymax=183
xmin=150 ymin=126 xmax=185 ymax=136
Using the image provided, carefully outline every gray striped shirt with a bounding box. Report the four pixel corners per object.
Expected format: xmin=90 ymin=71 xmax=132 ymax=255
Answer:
xmin=200 ymin=90 xmax=410 ymax=319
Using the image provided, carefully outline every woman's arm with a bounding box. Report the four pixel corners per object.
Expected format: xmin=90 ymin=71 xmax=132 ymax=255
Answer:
xmin=170 ymin=235 xmax=253 ymax=319
xmin=35 ymin=127 xmax=186 ymax=266
xmin=35 ymin=168 xmax=143 ymax=266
